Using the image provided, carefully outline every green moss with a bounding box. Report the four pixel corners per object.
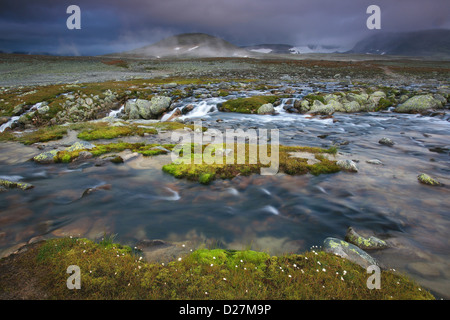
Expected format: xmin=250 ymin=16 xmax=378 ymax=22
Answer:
xmin=77 ymin=123 xmax=157 ymax=141
xmin=376 ymin=98 xmax=394 ymax=111
xmin=162 ymin=143 xmax=340 ymax=184
xmin=417 ymin=173 xmax=441 ymax=186
xmin=0 ymin=237 xmax=434 ymax=300
xmin=304 ymin=93 xmax=326 ymax=104
xmin=110 ymin=156 xmax=124 ymax=164
xmin=199 ymin=173 xmax=214 ymax=184
xmin=0 ymin=125 xmax=68 ymax=145
xmin=0 ymin=179 xmax=34 ymax=190
xmin=219 ymin=95 xmax=281 ymax=114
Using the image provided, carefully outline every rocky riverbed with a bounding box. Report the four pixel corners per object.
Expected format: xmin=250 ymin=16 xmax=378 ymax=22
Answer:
xmin=0 ymin=53 xmax=449 ymax=299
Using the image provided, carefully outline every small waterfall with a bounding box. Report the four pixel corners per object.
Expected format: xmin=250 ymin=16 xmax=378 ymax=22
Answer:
xmin=162 ymin=98 xmax=225 ymax=122
xmin=0 ymin=116 xmax=20 ymax=133
xmin=0 ymin=102 xmax=45 ymax=133
xmin=182 ymin=101 xmax=217 ymax=118
xmin=108 ymin=105 xmax=124 ymax=118
xmin=161 ymin=107 xmax=181 ymax=122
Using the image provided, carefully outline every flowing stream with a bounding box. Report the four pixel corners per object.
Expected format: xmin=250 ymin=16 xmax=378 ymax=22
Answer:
xmin=0 ymin=85 xmax=449 ymax=298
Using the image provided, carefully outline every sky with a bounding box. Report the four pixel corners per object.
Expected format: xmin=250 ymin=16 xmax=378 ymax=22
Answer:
xmin=0 ymin=0 xmax=449 ymax=56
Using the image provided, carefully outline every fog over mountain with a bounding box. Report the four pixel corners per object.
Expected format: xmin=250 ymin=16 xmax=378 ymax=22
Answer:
xmin=115 ymin=33 xmax=251 ymax=58
xmin=347 ymin=29 xmax=450 ymax=57
xmin=110 ymin=30 xmax=450 ymax=59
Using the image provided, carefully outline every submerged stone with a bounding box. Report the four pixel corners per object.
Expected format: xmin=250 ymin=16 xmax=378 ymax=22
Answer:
xmin=366 ymin=159 xmax=383 ymax=165
xmin=417 ymin=173 xmax=441 ymax=186
xmin=345 ymin=227 xmax=388 ymax=250
xmin=0 ymin=179 xmax=34 ymax=190
xmin=379 ymin=137 xmax=395 ymax=146
xmin=323 ymin=237 xmax=379 ymax=269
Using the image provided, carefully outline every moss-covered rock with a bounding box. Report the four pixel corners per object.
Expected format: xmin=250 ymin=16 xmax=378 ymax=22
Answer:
xmin=218 ymin=95 xmax=280 ymax=114
xmin=395 ymin=94 xmax=443 ymax=113
xmin=345 ymin=227 xmax=388 ymax=250
xmin=257 ymin=103 xmax=275 ymax=115
xmin=417 ymin=173 xmax=441 ymax=186
xmin=0 ymin=179 xmax=34 ymax=190
xmin=336 ymin=159 xmax=358 ymax=172
xmin=323 ymin=237 xmax=379 ymax=269
xmin=33 ymin=149 xmax=59 ymax=164
xmin=162 ymin=144 xmax=340 ymax=184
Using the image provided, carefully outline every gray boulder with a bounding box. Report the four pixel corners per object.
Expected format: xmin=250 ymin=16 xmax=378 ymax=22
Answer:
xmin=308 ymin=100 xmax=334 ymax=115
xmin=395 ymin=94 xmax=443 ymax=113
xmin=65 ymin=141 xmax=96 ymax=152
xmin=33 ymin=150 xmax=59 ymax=164
xmin=125 ymin=96 xmax=172 ymax=119
xmin=379 ymin=137 xmax=395 ymax=147
xmin=343 ymin=101 xmax=362 ymax=113
xmin=336 ymin=159 xmax=358 ymax=172
xmin=257 ymin=103 xmax=275 ymax=115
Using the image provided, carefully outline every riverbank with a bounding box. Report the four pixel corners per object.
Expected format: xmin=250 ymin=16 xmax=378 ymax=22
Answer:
xmin=0 ymin=236 xmax=434 ymax=300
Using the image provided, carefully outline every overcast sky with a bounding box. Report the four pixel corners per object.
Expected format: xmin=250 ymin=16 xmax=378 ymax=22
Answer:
xmin=0 ymin=0 xmax=449 ymax=55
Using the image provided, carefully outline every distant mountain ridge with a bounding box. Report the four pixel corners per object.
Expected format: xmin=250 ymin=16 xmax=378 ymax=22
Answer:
xmin=109 ymin=29 xmax=450 ymax=59
xmin=115 ymin=33 xmax=251 ymax=58
xmin=347 ymin=29 xmax=450 ymax=57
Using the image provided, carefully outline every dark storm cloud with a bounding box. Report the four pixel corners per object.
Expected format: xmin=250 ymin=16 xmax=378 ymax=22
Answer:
xmin=0 ymin=0 xmax=448 ymax=55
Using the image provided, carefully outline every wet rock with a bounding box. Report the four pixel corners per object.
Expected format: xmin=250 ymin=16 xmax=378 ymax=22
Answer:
xmin=417 ymin=173 xmax=441 ymax=186
xmin=0 ymin=179 xmax=34 ymax=190
xmin=366 ymin=159 xmax=383 ymax=165
xmin=257 ymin=103 xmax=275 ymax=115
xmin=327 ymin=99 xmax=345 ymax=112
xmin=121 ymin=152 xmax=140 ymax=162
xmin=395 ymin=94 xmax=443 ymax=113
xmin=323 ymin=237 xmax=379 ymax=269
xmin=65 ymin=141 xmax=96 ymax=152
xmin=0 ymin=116 xmax=9 ymax=126
xmin=369 ymin=91 xmax=387 ymax=104
xmin=336 ymin=159 xmax=358 ymax=172
xmin=379 ymin=137 xmax=395 ymax=146
xmin=33 ymin=149 xmax=59 ymax=164
xmin=166 ymin=108 xmax=182 ymax=121
xmin=343 ymin=101 xmax=362 ymax=113
xmin=135 ymin=239 xmax=169 ymax=250
xmin=125 ymin=96 xmax=172 ymax=119
xmin=346 ymin=92 xmax=369 ymax=106
xmin=82 ymin=184 xmax=112 ymax=197
xmin=345 ymin=227 xmax=388 ymax=250
xmin=76 ymin=151 xmax=93 ymax=161
xmin=182 ymin=104 xmax=195 ymax=115
xmin=110 ymin=156 xmax=124 ymax=164
xmin=307 ymin=100 xmax=335 ymax=115
xmin=12 ymin=103 xmax=26 ymax=116
xmin=36 ymin=105 xmax=50 ymax=115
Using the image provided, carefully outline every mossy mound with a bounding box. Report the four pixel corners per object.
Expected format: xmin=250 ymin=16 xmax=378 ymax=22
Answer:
xmin=0 ymin=237 xmax=434 ymax=300
xmin=76 ymin=122 xmax=157 ymax=140
xmin=162 ymin=144 xmax=340 ymax=184
xmin=218 ymin=95 xmax=281 ymax=114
